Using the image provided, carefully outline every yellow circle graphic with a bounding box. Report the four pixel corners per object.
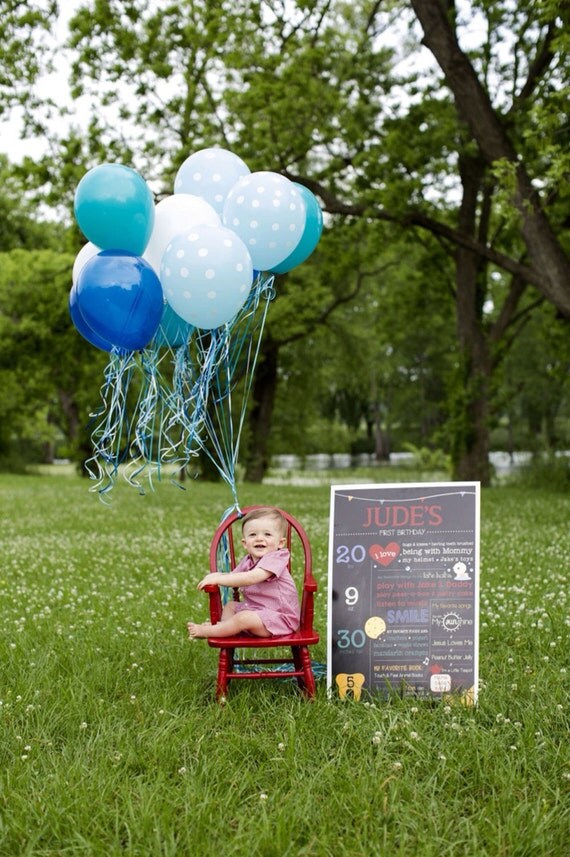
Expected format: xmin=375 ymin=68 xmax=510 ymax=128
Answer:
xmin=364 ymin=616 xmax=386 ymax=639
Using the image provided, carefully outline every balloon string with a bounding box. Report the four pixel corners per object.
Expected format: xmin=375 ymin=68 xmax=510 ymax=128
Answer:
xmin=83 ymin=272 xmax=275 ymax=504
xmin=124 ymin=349 xmax=164 ymax=492
xmin=84 ymin=349 xmax=137 ymax=498
xmin=191 ymin=274 xmax=275 ymax=501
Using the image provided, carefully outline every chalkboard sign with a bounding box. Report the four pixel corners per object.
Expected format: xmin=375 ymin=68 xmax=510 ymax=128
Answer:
xmin=327 ymin=482 xmax=480 ymax=703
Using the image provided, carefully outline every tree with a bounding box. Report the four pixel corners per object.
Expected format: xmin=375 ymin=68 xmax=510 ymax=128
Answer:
xmin=0 ymin=0 xmax=58 ymax=126
xmin=410 ymin=0 xmax=570 ymax=316
xmin=9 ymin=0 xmax=568 ymax=483
xmin=0 ymin=249 xmax=108 ymax=466
xmin=0 ymin=154 xmax=63 ymax=251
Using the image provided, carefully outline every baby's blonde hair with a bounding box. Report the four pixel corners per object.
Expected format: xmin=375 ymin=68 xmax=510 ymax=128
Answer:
xmin=241 ymin=507 xmax=287 ymax=538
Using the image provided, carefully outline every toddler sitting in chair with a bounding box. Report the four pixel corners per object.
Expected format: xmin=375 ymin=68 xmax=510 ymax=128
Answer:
xmin=187 ymin=507 xmax=300 ymax=639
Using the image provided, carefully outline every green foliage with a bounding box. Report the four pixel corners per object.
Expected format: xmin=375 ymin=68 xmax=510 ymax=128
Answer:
xmin=0 ymin=155 xmax=63 ymax=252
xmin=0 ymin=475 xmax=568 ymax=855
xmin=507 ymin=453 xmax=570 ymax=493
xmin=0 ymin=0 xmax=57 ymax=122
xmin=0 ymin=249 xmax=108 ymax=466
xmin=401 ymin=443 xmax=451 ymax=475
xmin=1 ymin=0 xmax=569 ymax=486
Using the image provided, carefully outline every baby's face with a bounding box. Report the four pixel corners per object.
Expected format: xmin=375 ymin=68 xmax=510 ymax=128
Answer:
xmin=242 ymin=515 xmax=286 ymax=559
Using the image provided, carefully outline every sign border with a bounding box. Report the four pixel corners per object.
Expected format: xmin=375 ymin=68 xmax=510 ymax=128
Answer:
xmin=327 ymin=481 xmax=480 ymax=702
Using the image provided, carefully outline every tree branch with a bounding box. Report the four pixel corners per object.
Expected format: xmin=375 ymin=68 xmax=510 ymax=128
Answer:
xmin=284 ymin=170 xmax=546 ymax=289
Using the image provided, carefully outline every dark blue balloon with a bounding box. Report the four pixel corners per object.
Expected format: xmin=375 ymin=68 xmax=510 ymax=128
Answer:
xmin=76 ymin=250 xmax=163 ymax=351
xmin=69 ymin=283 xmax=114 ymax=352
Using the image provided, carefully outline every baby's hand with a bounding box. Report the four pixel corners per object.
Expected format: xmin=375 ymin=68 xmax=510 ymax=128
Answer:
xmin=197 ymin=573 xmax=219 ymax=590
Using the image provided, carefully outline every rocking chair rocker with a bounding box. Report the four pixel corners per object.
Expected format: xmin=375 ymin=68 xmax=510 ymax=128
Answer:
xmin=202 ymin=506 xmax=320 ymax=701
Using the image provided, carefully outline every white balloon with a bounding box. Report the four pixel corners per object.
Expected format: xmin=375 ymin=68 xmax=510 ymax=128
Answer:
xmin=174 ymin=147 xmax=250 ymax=216
xmin=143 ymin=194 xmax=221 ymax=273
xmin=72 ymin=242 xmax=100 ymax=286
xmin=161 ymin=225 xmax=253 ymax=330
xmin=222 ymin=171 xmax=306 ymax=271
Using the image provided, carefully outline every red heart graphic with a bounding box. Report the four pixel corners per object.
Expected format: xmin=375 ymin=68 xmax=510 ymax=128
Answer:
xmin=369 ymin=542 xmax=400 ymax=566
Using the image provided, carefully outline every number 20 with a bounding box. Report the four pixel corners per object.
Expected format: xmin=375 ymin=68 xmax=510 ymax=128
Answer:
xmin=336 ymin=544 xmax=366 ymax=564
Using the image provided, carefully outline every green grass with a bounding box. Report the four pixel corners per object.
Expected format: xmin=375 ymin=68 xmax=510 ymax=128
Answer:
xmin=0 ymin=473 xmax=568 ymax=856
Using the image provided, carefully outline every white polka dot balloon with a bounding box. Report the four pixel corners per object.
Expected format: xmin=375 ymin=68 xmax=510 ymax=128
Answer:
xmin=160 ymin=225 xmax=254 ymax=330
xmin=143 ymin=193 xmax=221 ymax=274
xmin=222 ymin=171 xmax=306 ymax=272
xmin=174 ymin=148 xmax=250 ymax=217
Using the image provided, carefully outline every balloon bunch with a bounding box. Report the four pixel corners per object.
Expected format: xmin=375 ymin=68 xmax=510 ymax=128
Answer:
xmin=70 ymin=149 xmax=323 ymax=503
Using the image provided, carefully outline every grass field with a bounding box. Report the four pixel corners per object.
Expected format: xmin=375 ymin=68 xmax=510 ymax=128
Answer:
xmin=0 ymin=472 xmax=568 ymax=856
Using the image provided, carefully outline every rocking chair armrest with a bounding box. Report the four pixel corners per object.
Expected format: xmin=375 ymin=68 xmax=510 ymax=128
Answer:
xmin=204 ymin=584 xmax=223 ymax=624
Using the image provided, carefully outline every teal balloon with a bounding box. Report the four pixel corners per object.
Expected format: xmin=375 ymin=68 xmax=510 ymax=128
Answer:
xmin=270 ymin=184 xmax=323 ymax=274
xmin=153 ymin=302 xmax=194 ymax=348
xmin=74 ymin=163 xmax=155 ymax=256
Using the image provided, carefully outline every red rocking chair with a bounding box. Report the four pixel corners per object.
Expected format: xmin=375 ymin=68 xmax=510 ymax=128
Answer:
xmin=202 ymin=506 xmax=320 ymax=701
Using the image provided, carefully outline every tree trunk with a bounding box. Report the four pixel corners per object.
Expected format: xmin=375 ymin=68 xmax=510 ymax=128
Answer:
xmin=370 ymin=372 xmax=390 ymax=461
xmin=373 ymin=404 xmax=390 ymax=461
xmin=244 ymin=335 xmax=279 ymax=483
xmin=410 ymin=0 xmax=570 ymax=318
xmin=451 ymin=153 xmax=493 ymax=485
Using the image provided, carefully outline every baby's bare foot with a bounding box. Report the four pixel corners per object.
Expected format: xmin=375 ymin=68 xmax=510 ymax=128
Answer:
xmin=187 ymin=621 xmax=212 ymax=639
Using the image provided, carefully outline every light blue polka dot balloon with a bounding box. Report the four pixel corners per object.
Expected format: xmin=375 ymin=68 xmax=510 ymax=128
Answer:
xmin=160 ymin=225 xmax=254 ymax=330
xmin=174 ymin=148 xmax=250 ymax=216
xmin=222 ymin=171 xmax=306 ymax=272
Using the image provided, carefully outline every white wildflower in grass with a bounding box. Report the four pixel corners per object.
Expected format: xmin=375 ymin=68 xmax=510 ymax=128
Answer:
xmin=178 ymin=767 xmax=187 ymax=775
xmin=277 ymin=743 xmax=285 ymax=751
xmin=392 ymin=762 xmax=403 ymax=770
xmin=372 ymin=734 xmax=382 ymax=746
xmin=409 ymin=731 xmax=420 ymax=741
xmin=259 ymin=793 xmax=268 ymax=801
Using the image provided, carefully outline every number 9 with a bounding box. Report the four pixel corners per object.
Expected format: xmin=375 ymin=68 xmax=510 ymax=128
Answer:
xmin=345 ymin=586 xmax=359 ymax=606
